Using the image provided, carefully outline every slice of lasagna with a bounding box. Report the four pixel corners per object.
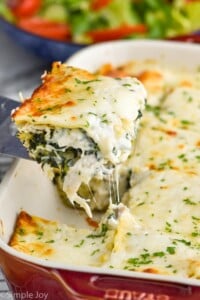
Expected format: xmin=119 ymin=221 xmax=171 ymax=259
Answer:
xmin=12 ymin=62 xmax=146 ymax=216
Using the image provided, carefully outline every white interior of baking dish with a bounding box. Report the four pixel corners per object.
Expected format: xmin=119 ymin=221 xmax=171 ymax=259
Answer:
xmin=0 ymin=40 xmax=200 ymax=286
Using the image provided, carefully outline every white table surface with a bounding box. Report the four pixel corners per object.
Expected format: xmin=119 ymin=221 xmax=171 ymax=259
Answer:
xmin=0 ymin=29 xmax=50 ymax=299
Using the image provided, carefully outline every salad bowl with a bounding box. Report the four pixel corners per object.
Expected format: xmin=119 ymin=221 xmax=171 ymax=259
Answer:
xmin=0 ymin=0 xmax=199 ymax=61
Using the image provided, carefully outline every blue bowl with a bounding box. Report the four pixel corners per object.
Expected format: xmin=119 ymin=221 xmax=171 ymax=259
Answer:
xmin=0 ymin=18 xmax=86 ymax=62
xmin=1 ymin=18 xmax=199 ymax=63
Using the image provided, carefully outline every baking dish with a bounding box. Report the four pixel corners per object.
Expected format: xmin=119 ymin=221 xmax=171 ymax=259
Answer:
xmin=0 ymin=40 xmax=200 ymax=300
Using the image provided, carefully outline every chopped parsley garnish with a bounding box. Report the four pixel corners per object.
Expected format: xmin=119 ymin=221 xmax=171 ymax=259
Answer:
xmin=88 ymin=112 xmax=97 ymax=116
xmin=166 ymin=246 xmax=176 ymax=255
xmin=126 ymin=232 xmax=132 ymax=236
xmin=101 ymin=113 xmax=109 ymax=124
xmin=192 ymin=216 xmax=200 ymax=221
xmin=75 ymin=78 xmax=101 ymax=85
xmin=191 ymin=232 xmax=200 ymax=237
xmin=127 ymin=247 xmax=178 ymax=269
xmin=165 ymin=222 xmax=172 ymax=233
xmin=137 ymin=202 xmax=145 ymax=207
xmin=178 ymin=154 xmax=188 ymax=162
xmin=122 ymin=83 xmax=132 ymax=87
xmin=35 ymin=231 xmax=44 ymax=239
xmin=183 ymin=198 xmax=197 ymax=205
xmin=153 ymin=251 xmax=165 ymax=257
xmin=87 ymin=223 xmax=108 ymax=239
xmin=74 ymin=239 xmax=85 ymax=248
xmin=146 ymin=104 xmax=161 ymax=118
xmin=180 ymin=120 xmax=194 ymax=126
xmin=157 ymin=160 xmax=171 ymax=170
xmin=84 ymin=120 xmax=90 ymax=128
xmin=90 ymin=249 xmax=100 ymax=256
xmin=128 ymin=253 xmax=153 ymax=267
xmin=173 ymin=239 xmax=191 ymax=246
xmin=18 ymin=228 xmax=26 ymax=236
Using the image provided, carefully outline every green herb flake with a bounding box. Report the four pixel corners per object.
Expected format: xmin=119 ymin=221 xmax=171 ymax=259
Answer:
xmin=183 ymin=198 xmax=197 ymax=205
xmin=87 ymin=223 xmax=108 ymax=239
xmin=137 ymin=202 xmax=145 ymax=207
xmin=35 ymin=231 xmax=44 ymax=239
xmin=165 ymin=222 xmax=172 ymax=233
xmin=75 ymin=78 xmax=101 ymax=85
xmin=127 ymin=253 xmax=153 ymax=267
xmin=192 ymin=216 xmax=200 ymax=221
xmin=122 ymin=83 xmax=132 ymax=87
xmin=157 ymin=160 xmax=171 ymax=170
xmin=153 ymin=251 xmax=165 ymax=257
xmin=84 ymin=120 xmax=90 ymax=128
xmin=74 ymin=239 xmax=85 ymax=248
xmin=173 ymin=239 xmax=191 ymax=246
xmin=126 ymin=232 xmax=132 ymax=236
xmin=90 ymin=249 xmax=100 ymax=256
xmin=191 ymin=232 xmax=199 ymax=237
xmin=88 ymin=112 xmax=97 ymax=116
xmin=146 ymin=104 xmax=161 ymax=118
xmin=177 ymin=154 xmax=188 ymax=162
xmin=101 ymin=113 xmax=109 ymax=124
xmin=18 ymin=228 xmax=26 ymax=236
xmin=166 ymin=246 xmax=176 ymax=255
xmin=180 ymin=120 xmax=194 ymax=126
xmin=86 ymin=86 xmax=92 ymax=91
xmin=77 ymin=98 xmax=86 ymax=102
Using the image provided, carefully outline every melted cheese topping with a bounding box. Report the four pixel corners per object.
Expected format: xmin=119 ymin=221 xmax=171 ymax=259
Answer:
xmin=9 ymin=208 xmax=126 ymax=267
xmin=10 ymin=60 xmax=200 ymax=281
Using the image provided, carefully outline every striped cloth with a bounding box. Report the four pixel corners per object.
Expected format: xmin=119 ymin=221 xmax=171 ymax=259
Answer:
xmin=0 ymin=157 xmax=13 ymax=180
xmin=0 ymin=157 xmax=13 ymax=299
xmin=0 ymin=269 xmax=13 ymax=299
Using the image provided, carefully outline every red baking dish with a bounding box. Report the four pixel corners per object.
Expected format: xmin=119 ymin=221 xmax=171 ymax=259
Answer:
xmin=0 ymin=40 xmax=200 ymax=300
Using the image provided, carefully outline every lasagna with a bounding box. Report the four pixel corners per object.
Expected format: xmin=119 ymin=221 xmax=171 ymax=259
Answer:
xmin=10 ymin=59 xmax=200 ymax=280
xmin=12 ymin=62 xmax=146 ymax=217
xmin=9 ymin=205 xmax=133 ymax=267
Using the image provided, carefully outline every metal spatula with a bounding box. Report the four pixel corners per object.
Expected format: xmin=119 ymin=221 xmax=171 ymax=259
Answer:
xmin=0 ymin=95 xmax=29 ymax=159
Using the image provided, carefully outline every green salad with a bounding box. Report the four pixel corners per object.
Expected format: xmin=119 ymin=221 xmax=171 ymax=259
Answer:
xmin=0 ymin=0 xmax=200 ymax=43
